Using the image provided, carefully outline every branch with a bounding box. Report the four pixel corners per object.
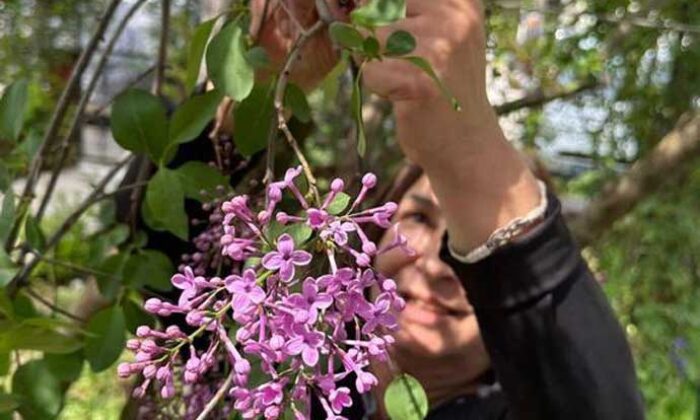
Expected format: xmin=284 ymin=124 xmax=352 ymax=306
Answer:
xmin=7 ymin=155 xmax=134 ymax=296
xmin=570 ymin=112 xmax=700 ymax=246
xmin=4 ymin=0 xmax=123 ymax=253
xmin=35 ymin=0 xmax=149 ymax=222
xmin=153 ymin=0 xmax=171 ymax=96
xmin=273 ymin=19 xmax=326 ymax=205
xmin=88 ymin=64 xmax=158 ymax=118
xmin=494 ymin=80 xmax=600 ymax=115
xmin=24 ymin=288 xmax=85 ymax=323
xmin=195 ymin=372 xmax=234 ymax=420
xmin=491 ymin=1 xmax=700 ymax=35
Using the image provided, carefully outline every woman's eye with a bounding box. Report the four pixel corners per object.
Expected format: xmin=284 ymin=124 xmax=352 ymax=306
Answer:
xmin=403 ymin=212 xmax=431 ymax=226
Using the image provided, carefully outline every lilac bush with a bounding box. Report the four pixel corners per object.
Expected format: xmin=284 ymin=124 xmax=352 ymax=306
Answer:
xmin=119 ymin=167 xmax=412 ymax=419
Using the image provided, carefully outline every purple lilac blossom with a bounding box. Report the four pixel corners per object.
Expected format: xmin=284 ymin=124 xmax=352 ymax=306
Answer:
xmin=119 ymin=168 xmax=409 ymax=419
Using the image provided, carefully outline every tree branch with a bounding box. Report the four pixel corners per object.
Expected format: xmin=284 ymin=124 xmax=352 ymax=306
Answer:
xmin=195 ymin=372 xmax=234 ymax=420
xmin=24 ymin=288 xmax=85 ymax=323
xmin=153 ymin=0 xmax=171 ymax=97
xmin=570 ymin=112 xmax=700 ymax=246
xmin=7 ymin=155 xmax=134 ymax=296
xmin=494 ymin=80 xmax=600 ymax=115
xmin=5 ymin=0 xmax=123 ymax=253
xmin=273 ymin=19 xmax=326 ymax=205
xmin=35 ymin=0 xmax=149 ymax=223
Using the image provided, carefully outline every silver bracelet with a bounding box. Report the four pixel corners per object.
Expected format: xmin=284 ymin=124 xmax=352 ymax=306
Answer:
xmin=448 ymin=181 xmax=548 ymax=264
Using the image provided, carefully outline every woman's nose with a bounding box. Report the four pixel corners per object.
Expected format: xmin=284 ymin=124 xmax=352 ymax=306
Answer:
xmin=412 ymin=232 xmax=454 ymax=281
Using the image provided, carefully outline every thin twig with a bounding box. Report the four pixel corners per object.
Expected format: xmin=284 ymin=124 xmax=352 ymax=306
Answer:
xmin=89 ymin=64 xmax=158 ymax=117
xmin=494 ymin=80 xmax=600 ymax=115
xmin=491 ymin=1 xmax=700 ymax=34
xmin=36 ymin=0 xmax=149 ymax=223
xmin=7 ymin=155 xmax=134 ymax=296
xmin=24 ymin=288 xmax=85 ymax=323
xmin=195 ymin=372 xmax=234 ymax=420
xmin=273 ymin=19 xmax=326 ymax=204
xmin=5 ymin=0 xmax=123 ymax=253
xmin=29 ymin=250 xmax=121 ymax=280
xmin=153 ymin=0 xmax=171 ymax=97
xmin=278 ymin=0 xmax=307 ymax=34
xmin=263 ymin=111 xmax=278 ymax=189
xmin=314 ymin=0 xmax=334 ymax=23
xmin=96 ymin=180 xmax=150 ymax=202
xmin=252 ymin=0 xmax=271 ymax=42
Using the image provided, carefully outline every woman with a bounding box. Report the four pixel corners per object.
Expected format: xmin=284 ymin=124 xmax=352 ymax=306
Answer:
xmin=118 ymin=0 xmax=645 ymax=418
xmin=249 ymin=0 xmax=644 ymax=418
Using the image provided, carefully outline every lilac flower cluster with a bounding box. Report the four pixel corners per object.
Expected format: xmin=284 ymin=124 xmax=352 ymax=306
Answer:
xmin=119 ymin=168 xmax=412 ymax=419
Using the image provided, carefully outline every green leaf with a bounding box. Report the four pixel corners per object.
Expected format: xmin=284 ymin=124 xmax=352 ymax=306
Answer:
xmin=24 ymin=215 xmax=45 ymax=252
xmin=168 ymin=89 xmax=223 ymax=150
xmin=327 ymin=192 xmax=351 ymax=215
xmin=318 ymin=57 xmax=349 ymax=107
xmin=174 ymin=161 xmax=228 ymax=201
xmin=0 ymin=321 xmax=83 ymax=354
xmin=124 ymin=249 xmax=174 ymax=291
xmin=385 ymin=30 xmax=416 ymax=56
xmin=0 ymin=189 xmax=15 ymax=244
xmin=0 ymin=393 xmax=20 ymax=414
xmin=0 ymin=351 xmax=8 ymax=376
xmin=244 ymin=46 xmax=271 ymax=69
xmin=15 ymin=130 xmax=42 ymax=162
xmin=284 ymin=84 xmax=311 ymax=123
xmin=0 ymin=163 xmax=10 ymax=192
xmin=384 ymin=374 xmax=429 ymax=420
xmin=95 ymin=253 xmax=127 ymax=301
xmin=206 ymin=22 xmax=255 ymax=101
xmin=351 ymin=0 xmax=406 ymax=28
xmin=84 ymin=305 xmax=126 ymax=372
xmin=401 ymin=56 xmax=461 ymax=111
xmin=12 ymin=360 xmax=63 ymax=420
xmin=0 ymin=80 xmax=29 ymax=143
xmin=44 ymin=351 xmax=84 ymax=382
xmin=351 ymin=68 xmax=367 ymax=156
xmin=233 ymin=83 xmax=275 ymax=157
xmin=122 ymin=297 xmax=155 ymax=333
xmin=362 ymin=36 xmax=381 ymax=58
xmin=265 ymin=222 xmax=313 ymax=248
xmin=329 ymin=22 xmax=365 ymax=49
xmin=185 ymin=18 xmax=217 ymax=93
xmin=144 ymin=168 xmax=189 ymax=240
xmin=111 ymin=89 xmax=169 ymax=162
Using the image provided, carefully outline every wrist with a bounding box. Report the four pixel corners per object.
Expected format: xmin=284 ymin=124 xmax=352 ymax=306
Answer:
xmin=393 ymin=96 xmax=501 ymax=167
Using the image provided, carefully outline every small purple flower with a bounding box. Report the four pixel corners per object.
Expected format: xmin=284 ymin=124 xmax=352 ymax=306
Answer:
xmin=306 ymin=208 xmax=329 ymax=229
xmin=259 ymin=381 xmax=284 ymax=406
xmin=284 ymin=329 xmax=324 ymax=367
xmin=171 ymin=266 xmax=208 ymax=308
xmin=329 ymin=387 xmax=353 ymax=414
xmin=320 ymin=220 xmax=355 ymax=246
xmin=361 ymin=294 xmax=398 ymax=334
xmin=225 ymin=269 xmax=266 ymax=314
xmin=355 ymin=371 xmax=378 ymax=394
xmin=286 ymin=278 xmax=333 ymax=324
xmin=262 ymin=234 xmax=312 ymax=282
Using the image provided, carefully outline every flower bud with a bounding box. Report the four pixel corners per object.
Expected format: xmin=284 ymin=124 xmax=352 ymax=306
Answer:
xmin=362 ymin=173 xmax=377 ymax=188
xmin=117 ymin=363 xmax=132 ymax=378
xmin=126 ymin=338 xmax=141 ymax=350
xmin=144 ymin=298 xmax=162 ymax=313
xmin=135 ymin=326 xmax=151 ymax=338
xmin=234 ymin=358 xmax=251 ymax=375
xmin=330 ymin=178 xmax=345 ymax=192
xmin=143 ymin=364 xmax=157 ymax=379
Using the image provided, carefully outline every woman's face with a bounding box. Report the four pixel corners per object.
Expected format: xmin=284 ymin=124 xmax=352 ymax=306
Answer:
xmin=375 ymin=176 xmax=489 ymax=376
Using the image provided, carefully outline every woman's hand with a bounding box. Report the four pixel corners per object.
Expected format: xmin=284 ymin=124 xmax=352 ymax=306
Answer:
xmin=249 ymin=0 xmax=351 ymax=90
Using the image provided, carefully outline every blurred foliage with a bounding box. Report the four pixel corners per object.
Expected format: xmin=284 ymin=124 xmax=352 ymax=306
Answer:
xmin=0 ymin=0 xmax=699 ymax=418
